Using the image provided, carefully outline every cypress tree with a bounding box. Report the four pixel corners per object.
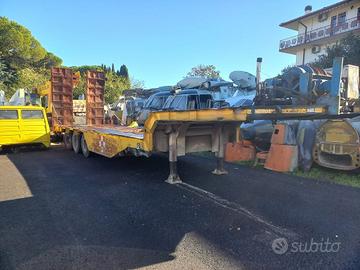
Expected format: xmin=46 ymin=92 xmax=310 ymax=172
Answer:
xmin=119 ymin=64 xmax=129 ymax=79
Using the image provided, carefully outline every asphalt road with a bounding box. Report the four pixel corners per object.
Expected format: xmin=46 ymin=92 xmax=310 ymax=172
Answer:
xmin=0 ymin=146 xmax=359 ymax=270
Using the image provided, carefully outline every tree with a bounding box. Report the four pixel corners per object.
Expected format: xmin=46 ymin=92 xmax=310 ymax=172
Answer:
xmin=119 ymin=64 xmax=129 ymax=79
xmin=15 ymin=67 xmax=49 ymax=91
xmin=187 ymin=64 xmax=221 ymax=79
xmin=73 ymin=75 xmax=86 ymax=99
xmin=35 ymin=52 xmax=62 ymax=69
xmin=312 ymin=34 xmax=360 ymax=68
xmin=111 ymin=63 xmax=115 ymax=73
xmin=0 ymin=17 xmax=47 ymax=69
xmin=0 ymin=17 xmax=63 ymax=97
xmin=71 ymin=65 xmax=131 ymax=103
xmin=131 ymin=77 xmax=145 ymax=89
xmin=71 ymin=65 xmax=103 ymax=98
xmin=104 ymin=71 xmax=131 ymax=103
xmin=0 ymin=57 xmax=16 ymax=85
xmin=0 ymin=57 xmax=17 ymax=97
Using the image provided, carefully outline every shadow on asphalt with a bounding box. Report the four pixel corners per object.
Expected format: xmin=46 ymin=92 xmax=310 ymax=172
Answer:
xmin=1 ymin=146 xmax=360 ymax=269
xmin=0 ymin=147 xmax=247 ymax=269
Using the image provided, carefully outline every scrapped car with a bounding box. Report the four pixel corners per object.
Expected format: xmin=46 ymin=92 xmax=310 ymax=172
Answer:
xmin=137 ymin=91 xmax=172 ymax=125
xmin=137 ymin=89 xmax=214 ymax=125
xmin=162 ymin=89 xmax=213 ymax=111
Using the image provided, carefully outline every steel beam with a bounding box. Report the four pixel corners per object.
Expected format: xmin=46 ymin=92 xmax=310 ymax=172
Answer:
xmin=165 ymin=130 xmax=182 ymax=184
xmin=212 ymin=125 xmax=228 ymax=175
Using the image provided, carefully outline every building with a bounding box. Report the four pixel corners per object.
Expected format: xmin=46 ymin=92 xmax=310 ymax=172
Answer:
xmin=279 ymin=0 xmax=360 ymax=65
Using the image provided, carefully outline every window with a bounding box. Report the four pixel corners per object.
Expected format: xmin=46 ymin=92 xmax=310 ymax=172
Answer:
xmin=338 ymin=12 xmax=346 ymax=25
xmin=150 ymin=97 xmax=163 ymax=109
xmin=241 ymin=99 xmax=253 ymax=106
xmin=0 ymin=110 xmax=18 ymax=119
xmin=159 ymin=96 xmax=169 ymax=108
xmin=169 ymin=96 xmax=186 ymax=110
xmin=163 ymin=96 xmax=173 ymax=109
xmin=331 ymin=15 xmax=337 ymax=27
xmin=21 ymin=110 xmax=44 ymax=119
xmin=143 ymin=96 xmax=154 ymax=108
xmin=358 ymin=7 xmax=360 ymax=20
xmin=330 ymin=15 xmax=337 ymax=35
xmin=199 ymin=95 xmax=213 ymax=109
xmin=233 ymin=99 xmax=253 ymax=108
xmin=311 ymin=46 xmax=321 ymax=54
xmin=146 ymin=95 xmax=169 ymax=110
xmin=41 ymin=95 xmax=49 ymax=108
xmin=187 ymin=95 xmax=198 ymax=110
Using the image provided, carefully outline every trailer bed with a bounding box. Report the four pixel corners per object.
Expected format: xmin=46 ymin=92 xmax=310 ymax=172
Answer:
xmin=72 ymin=125 xmax=144 ymax=139
xmin=61 ymin=106 xmax=341 ymax=183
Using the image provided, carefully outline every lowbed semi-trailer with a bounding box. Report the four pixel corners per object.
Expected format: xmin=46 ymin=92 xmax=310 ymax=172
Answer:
xmin=61 ymin=104 xmax=330 ymax=183
xmin=43 ymin=57 xmax=356 ymax=183
xmin=63 ymin=108 xmax=246 ymax=183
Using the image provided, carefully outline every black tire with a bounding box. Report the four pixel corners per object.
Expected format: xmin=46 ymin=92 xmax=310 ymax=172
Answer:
xmin=10 ymin=147 xmax=20 ymax=154
xmin=63 ymin=132 xmax=73 ymax=150
xmin=72 ymin=133 xmax=81 ymax=154
xmin=81 ymin=135 xmax=91 ymax=158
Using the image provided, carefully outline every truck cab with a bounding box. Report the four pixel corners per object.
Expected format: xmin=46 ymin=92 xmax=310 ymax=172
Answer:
xmin=0 ymin=106 xmax=50 ymax=150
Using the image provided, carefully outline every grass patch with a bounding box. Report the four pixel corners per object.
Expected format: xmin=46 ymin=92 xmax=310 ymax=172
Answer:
xmin=292 ymin=165 xmax=360 ymax=188
xmin=193 ymin=153 xmax=360 ymax=188
xmin=235 ymin=161 xmax=360 ymax=188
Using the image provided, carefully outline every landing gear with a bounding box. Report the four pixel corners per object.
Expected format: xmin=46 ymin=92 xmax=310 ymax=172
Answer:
xmin=212 ymin=125 xmax=228 ymax=175
xmin=166 ymin=161 xmax=181 ymax=184
xmin=212 ymin=157 xmax=228 ymax=175
xmin=165 ymin=130 xmax=182 ymax=184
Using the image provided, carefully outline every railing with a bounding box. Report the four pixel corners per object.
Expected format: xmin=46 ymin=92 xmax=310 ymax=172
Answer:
xmin=279 ymin=16 xmax=360 ymax=50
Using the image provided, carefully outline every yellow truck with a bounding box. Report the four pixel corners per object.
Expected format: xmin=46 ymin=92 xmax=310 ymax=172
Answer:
xmin=0 ymin=106 xmax=50 ymax=150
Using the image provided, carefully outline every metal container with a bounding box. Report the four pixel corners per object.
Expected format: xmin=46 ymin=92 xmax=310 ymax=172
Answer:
xmin=51 ymin=67 xmax=73 ymax=127
xmin=86 ymin=71 xmax=105 ymax=125
xmin=313 ymin=117 xmax=360 ymax=170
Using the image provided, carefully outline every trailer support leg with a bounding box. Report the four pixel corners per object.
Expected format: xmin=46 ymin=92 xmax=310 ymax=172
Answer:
xmin=213 ymin=157 xmax=227 ymax=175
xmin=166 ymin=131 xmax=182 ymax=184
xmin=212 ymin=126 xmax=228 ymax=175
xmin=167 ymin=161 xmax=181 ymax=184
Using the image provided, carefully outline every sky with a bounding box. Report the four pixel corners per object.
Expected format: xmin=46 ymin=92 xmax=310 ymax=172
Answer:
xmin=0 ymin=0 xmax=337 ymax=88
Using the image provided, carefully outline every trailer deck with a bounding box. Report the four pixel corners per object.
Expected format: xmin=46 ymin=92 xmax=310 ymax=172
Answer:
xmin=72 ymin=125 xmax=144 ymax=139
xmin=48 ymin=58 xmax=356 ymax=183
xmin=61 ymin=105 xmax=339 ymax=183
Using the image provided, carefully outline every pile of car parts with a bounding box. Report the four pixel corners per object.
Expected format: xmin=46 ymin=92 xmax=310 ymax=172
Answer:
xmin=313 ymin=117 xmax=360 ymax=170
xmin=264 ymin=123 xmax=298 ymax=172
xmin=254 ymin=58 xmax=359 ymax=114
xmin=224 ymin=140 xmax=255 ymax=162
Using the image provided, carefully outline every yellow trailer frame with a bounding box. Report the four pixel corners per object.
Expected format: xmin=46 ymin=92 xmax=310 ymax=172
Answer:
xmin=61 ymin=105 xmax=328 ymax=183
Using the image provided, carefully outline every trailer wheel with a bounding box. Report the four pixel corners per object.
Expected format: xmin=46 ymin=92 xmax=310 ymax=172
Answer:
xmin=63 ymin=132 xmax=73 ymax=150
xmin=81 ymin=135 xmax=91 ymax=158
xmin=72 ymin=133 xmax=81 ymax=154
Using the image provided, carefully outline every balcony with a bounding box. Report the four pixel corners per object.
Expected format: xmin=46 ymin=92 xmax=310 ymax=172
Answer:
xmin=279 ymin=16 xmax=360 ymax=52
